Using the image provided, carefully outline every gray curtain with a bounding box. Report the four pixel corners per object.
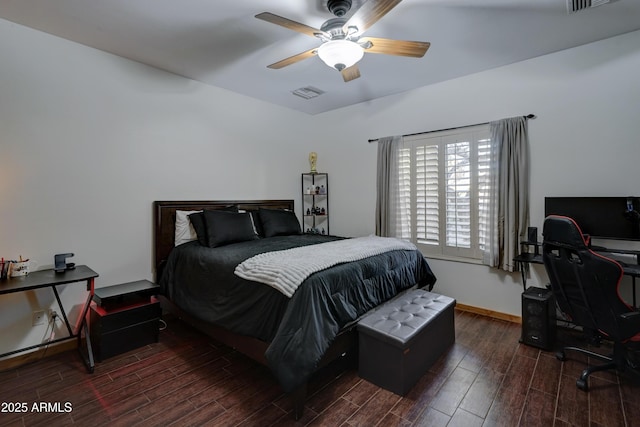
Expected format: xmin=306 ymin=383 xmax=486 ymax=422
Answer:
xmin=375 ymin=135 xmax=403 ymax=237
xmin=488 ymin=116 xmax=530 ymax=272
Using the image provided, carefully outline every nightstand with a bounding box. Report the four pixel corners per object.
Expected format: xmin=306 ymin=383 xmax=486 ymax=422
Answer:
xmin=90 ymin=280 xmax=161 ymax=361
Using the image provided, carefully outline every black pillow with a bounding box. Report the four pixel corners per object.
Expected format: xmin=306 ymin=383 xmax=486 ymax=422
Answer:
xmin=189 ymin=205 xmax=238 ymax=246
xmin=203 ymin=210 xmax=258 ymax=248
xmin=258 ymin=208 xmax=301 ymax=238
xmin=188 ymin=212 xmax=208 ymax=246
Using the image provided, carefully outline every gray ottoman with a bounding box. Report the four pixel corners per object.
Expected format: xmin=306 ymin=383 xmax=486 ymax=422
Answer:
xmin=358 ymin=289 xmax=456 ymax=395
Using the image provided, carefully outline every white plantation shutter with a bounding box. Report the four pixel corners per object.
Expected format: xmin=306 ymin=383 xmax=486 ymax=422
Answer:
xmin=403 ymin=125 xmax=492 ymax=260
xmin=445 ymin=139 xmax=471 ymax=250
xmin=477 ymin=135 xmax=494 ymax=252
xmin=415 ymin=145 xmax=439 ymax=246
xmin=396 ymin=147 xmax=412 ymax=240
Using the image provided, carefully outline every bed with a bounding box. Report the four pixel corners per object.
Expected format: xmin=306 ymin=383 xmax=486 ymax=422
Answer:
xmin=154 ymin=199 xmax=436 ymax=417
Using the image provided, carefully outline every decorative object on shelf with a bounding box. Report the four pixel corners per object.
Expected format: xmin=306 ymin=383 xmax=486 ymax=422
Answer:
xmin=319 ymin=185 xmax=326 ymax=195
xmin=309 ymin=152 xmax=318 ymax=173
xmin=309 ymin=206 xmax=327 ymax=215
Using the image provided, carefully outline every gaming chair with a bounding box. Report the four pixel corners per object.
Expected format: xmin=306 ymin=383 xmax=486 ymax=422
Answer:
xmin=542 ymin=215 xmax=640 ymax=391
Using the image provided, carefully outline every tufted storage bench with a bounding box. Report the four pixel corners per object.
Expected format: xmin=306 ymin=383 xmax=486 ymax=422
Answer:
xmin=357 ymin=289 xmax=456 ymax=395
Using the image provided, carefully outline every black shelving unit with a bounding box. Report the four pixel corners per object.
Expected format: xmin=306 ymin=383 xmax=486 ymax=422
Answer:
xmin=302 ymin=172 xmax=329 ymax=235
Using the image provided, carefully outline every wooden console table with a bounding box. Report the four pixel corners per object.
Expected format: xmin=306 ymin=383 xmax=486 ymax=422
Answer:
xmin=0 ymin=265 xmax=99 ymax=372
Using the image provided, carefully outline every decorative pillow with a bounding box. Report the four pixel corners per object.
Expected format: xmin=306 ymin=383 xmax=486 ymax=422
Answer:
xmin=258 ymin=208 xmax=301 ymax=238
xmin=188 ymin=212 xmax=208 ymax=246
xmin=175 ymin=210 xmax=201 ymax=246
xmin=188 ymin=205 xmax=239 ymax=246
xmin=203 ymin=210 xmax=258 ymax=248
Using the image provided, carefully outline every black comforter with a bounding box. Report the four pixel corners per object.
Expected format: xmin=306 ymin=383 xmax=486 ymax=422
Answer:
xmin=160 ymin=234 xmax=436 ymax=392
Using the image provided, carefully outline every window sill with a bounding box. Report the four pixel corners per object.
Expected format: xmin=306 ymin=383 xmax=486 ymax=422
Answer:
xmin=421 ymin=252 xmax=484 ymax=266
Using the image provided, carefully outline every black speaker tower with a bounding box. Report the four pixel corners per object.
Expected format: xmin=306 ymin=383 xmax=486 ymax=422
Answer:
xmin=521 ymin=287 xmax=556 ymax=350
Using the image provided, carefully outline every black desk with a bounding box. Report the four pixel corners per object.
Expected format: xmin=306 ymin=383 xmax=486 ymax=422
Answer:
xmin=513 ymin=252 xmax=542 ymax=290
xmin=0 ymin=265 xmax=99 ymax=372
xmin=514 ymin=248 xmax=640 ymax=306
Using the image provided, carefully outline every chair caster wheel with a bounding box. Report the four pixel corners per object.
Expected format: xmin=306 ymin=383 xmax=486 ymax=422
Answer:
xmin=576 ymin=378 xmax=588 ymax=391
xmin=556 ymin=351 xmax=566 ymax=361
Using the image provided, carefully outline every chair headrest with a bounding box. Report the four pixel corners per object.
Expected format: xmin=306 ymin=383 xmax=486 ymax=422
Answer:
xmin=543 ymin=215 xmax=589 ymax=248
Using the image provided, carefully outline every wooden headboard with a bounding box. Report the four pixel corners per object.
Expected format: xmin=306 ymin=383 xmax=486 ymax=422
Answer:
xmin=153 ymin=199 xmax=295 ymax=280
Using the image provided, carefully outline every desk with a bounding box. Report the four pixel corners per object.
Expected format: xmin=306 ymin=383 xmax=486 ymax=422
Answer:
xmin=0 ymin=265 xmax=99 ymax=372
xmin=514 ymin=248 xmax=640 ymax=307
xmin=513 ymin=252 xmax=542 ymax=290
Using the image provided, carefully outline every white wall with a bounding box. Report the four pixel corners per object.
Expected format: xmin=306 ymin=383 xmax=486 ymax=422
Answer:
xmin=0 ymin=19 xmax=317 ymax=356
xmin=312 ymin=29 xmax=640 ymax=316
xmin=2 ymin=17 xmax=639 ymax=357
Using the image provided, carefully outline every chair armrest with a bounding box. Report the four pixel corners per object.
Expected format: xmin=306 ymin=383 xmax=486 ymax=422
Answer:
xmin=619 ymin=311 xmax=640 ymax=340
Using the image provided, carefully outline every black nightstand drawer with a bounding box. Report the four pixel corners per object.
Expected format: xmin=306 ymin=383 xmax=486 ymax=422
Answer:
xmin=90 ymin=300 xmax=161 ymax=361
xmin=91 ymin=301 xmax=161 ymax=333
xmin=92 ymin=317 xmax=159 ymax=361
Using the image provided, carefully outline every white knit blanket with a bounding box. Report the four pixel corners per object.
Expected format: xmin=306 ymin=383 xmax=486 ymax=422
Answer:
xmin=234 ymin=235 xmax=416 ymax=297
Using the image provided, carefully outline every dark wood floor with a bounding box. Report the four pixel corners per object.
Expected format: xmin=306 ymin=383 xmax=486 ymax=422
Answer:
xmin=1 ymin=310 xmax=639 ymax=427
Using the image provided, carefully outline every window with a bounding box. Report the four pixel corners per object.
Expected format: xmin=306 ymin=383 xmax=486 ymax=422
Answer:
xmin=398 ymin=125 xmax=493 ymax=260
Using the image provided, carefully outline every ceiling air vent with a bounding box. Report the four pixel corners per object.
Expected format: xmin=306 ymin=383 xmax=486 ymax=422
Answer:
xmin=292 ymin=86 xmax=325 ymax=100
xmin=567 ymin=0 xmax=611 ymax=14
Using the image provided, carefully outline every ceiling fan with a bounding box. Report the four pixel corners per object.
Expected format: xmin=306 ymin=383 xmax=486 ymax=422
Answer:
xmin=256 ymin=0 xmax=430 ymax=82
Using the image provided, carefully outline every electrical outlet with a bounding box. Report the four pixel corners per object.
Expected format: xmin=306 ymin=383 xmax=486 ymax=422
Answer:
xmin=32 ymin=310 xmax=46 ymax=326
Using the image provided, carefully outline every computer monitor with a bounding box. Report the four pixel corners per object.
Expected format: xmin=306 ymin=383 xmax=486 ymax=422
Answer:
xmin=544 ymin=196 xmax=640 ymax=241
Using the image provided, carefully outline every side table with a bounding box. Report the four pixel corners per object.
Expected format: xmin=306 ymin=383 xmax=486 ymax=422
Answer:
xmin=90 ymin=280 xmax=161 ymax=361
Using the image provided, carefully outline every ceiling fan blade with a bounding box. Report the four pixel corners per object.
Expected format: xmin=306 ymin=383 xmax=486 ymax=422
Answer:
xmin=341 ymin=65 xmax=361 ymax=82
xmin=360 ymin=37 xmax=430 ymax=57
xmin=267 ymin=48 xmax=318 ymax=69
xmin=256 ymin=12 xmax=328 ymax=39
xmin=343 ymin=0 xmax=403 ymax=35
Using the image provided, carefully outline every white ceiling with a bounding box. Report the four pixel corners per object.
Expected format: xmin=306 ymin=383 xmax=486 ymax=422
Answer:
xmin=2 ymin=0 xmax=640 ymax=114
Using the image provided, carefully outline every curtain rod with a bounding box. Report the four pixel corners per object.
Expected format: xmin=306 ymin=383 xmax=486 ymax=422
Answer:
xmin=367 ymin=114 xmax=537 ymax=143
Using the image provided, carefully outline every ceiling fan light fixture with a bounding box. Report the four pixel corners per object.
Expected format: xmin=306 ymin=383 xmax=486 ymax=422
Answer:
xmin=317 ymin=40 xmax=364 ymax=71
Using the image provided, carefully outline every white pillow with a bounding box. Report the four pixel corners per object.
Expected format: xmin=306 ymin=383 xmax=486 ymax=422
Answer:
xmin=175 ymin=210 xmax=201 ymax=246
